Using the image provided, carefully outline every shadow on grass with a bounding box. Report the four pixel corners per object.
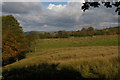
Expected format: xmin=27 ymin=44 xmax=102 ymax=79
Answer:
xmin=2 ymin=63 xmax=82 ymax=80
xmin=2 ymin=63 xmax=118 ymax=80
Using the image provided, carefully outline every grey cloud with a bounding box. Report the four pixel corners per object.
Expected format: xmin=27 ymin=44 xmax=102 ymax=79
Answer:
xmin=38 ymin=2 xmax=83 ymax=28
xmin=14 ymin=2 xmax=83 ymax=30
xmin=2 ymin=2 xmax=42 ymax=14
xmin=78 ymin=5 xmax=118 ymax=28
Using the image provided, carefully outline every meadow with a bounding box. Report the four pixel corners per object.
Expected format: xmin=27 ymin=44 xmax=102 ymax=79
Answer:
xmin=2 ymin=35 xmax=119 ymax=80
xmin=30 ymin=35 xmax=118 ymax=51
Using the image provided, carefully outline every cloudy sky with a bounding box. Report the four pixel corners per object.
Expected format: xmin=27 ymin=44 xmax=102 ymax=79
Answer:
xmin=2 ymin=1 xmax=119 ymax=32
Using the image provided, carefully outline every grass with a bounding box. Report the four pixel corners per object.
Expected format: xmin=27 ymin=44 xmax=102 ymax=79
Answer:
xmin=2 ymin=35 xmax=119 ymax=79
xmin=31 ymin=35 xmax=118 ymax=51
xmin=28 ymin=35 xmax=118 ymax=57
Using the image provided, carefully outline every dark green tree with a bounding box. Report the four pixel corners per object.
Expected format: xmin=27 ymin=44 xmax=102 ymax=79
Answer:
xmin=82 ymin=2 xmax=120 ymax=15
xmin=57 ymin=30 xmax=69 ymax=38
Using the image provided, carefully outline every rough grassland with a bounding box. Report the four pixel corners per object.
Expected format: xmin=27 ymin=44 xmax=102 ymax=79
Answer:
xmin=31 ymin=35 xmax=118 ymax=51
xmin=2 ymin=35 xmax=119 ymax=79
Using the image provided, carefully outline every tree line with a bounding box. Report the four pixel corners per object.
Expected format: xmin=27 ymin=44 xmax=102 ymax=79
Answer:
xmin=26 ymin=26 xmax=119 ymax=39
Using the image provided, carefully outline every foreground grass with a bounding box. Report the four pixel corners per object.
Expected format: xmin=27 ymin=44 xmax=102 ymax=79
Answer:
xmin=2 ymin=35 xmax=119 ymax=79
xmin=3 ymin=46 xmax=119 ymax=79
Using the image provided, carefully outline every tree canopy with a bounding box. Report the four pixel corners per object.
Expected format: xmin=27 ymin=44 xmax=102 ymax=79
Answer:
xmin=81 ymin=2 xmax=120 ymax=15
xmin=2 ymin=15 xmax=29 ymax=66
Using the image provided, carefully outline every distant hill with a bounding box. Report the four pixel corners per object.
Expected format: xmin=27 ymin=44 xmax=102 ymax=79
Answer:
xmin=24 ymin=26 xmax=120 ymax=33
xmin=24 ymin=31 xmax=57 ymax=34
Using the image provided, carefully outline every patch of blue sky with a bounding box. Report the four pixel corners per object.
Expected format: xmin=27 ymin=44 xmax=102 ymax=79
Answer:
xmin=39 ymin=0 xmax=69 ymax=2
xmin=41 ymin=2 xmax=67 ymax=7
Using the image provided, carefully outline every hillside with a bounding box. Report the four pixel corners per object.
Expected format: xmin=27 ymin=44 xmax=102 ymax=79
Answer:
xmin=2 ymin=35 xmax=119 ymax=80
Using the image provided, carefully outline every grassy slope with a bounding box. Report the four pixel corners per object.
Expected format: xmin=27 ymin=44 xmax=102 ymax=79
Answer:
xmin=3 ymin=35 xmax=119 ymax=78
xmin=29 ymin=35 xmax=118 ymax=56
xmin=33 ymin=35 xmax=118 ymax=50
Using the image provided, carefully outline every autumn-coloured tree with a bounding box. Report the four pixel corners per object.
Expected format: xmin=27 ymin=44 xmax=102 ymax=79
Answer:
xmin=2 ymin=29 xmax=18 ymax=65
xmin=2 ymin=15 xmax=29 ymax=66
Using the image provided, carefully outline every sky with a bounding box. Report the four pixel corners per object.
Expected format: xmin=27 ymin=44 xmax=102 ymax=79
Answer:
xmin=1 ymin=1 xmax=119 ymax=32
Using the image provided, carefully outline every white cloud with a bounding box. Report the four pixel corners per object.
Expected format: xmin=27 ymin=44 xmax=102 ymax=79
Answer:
xmin=47 ymin=4 xmax=67 ymax=11
xmin=47 ymin=2 xmax=83 ymax=22
xmin=68 ymin=0 xmax=85 ymax=3
xmin=43 ymin=24 xmax=49 ymax=28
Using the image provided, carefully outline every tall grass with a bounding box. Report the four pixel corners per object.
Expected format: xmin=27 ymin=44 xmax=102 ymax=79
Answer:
xmin=2 ymin=56 xmax=119 ymax=80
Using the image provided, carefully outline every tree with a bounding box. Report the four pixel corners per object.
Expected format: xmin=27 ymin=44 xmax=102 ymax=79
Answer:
xmin=86 ymin=27 xmax=94 ymax=36
xmin=2 ymin=15 xmax=29 ymax=66
xmin=87 ymin=27 xmax=94 ymax=31
xmin=56 ymin=30 xmax=69 ymax=38
xmin=44 ymin=32 xmax=52 ymax=38
xmin=82 ymin=2 xmax=120 ymax=15
xmin=26 ymin=31 xmax=39 ymax=52
xmin=2 ymin=29 xmax=18 ymax=65
xmin=81 ymin=27 xmax=87 ymax=31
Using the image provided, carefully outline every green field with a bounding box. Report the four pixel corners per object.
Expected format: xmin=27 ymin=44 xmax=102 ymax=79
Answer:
xmin=29 ymin=35 xmax=118 ymax=56
xmin=2 ymin=35 xmax=119 ymax=79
